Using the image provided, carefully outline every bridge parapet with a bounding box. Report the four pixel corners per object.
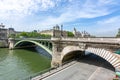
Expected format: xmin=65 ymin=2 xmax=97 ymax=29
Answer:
xmin=61 ymin=37 xmax=120 ymax=44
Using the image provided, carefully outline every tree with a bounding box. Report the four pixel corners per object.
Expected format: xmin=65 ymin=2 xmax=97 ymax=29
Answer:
xmin=15 ymin=32 xmax=51 ymax=39
xmin=67 ymin=31 xmax=74 ymax=37
xmin=8 ymin=34 xmax=15 ymax=38
xmin=116 ymin=28 xmax=120 ymax=37
xmin=19 ymin=32 xmax=28 ymax=38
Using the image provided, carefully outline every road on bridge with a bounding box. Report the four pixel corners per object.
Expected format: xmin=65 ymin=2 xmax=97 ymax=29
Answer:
xmin=43 ymin=54 xmax=115 ymax=80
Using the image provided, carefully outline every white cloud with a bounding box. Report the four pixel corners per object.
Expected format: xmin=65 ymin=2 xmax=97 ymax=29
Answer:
xmin=97 ymin=16 xmax=120 ymax=24
xmin=0 ymin=0 xmax=59 ymax=19
xmin=37 ymin=0 xmax=116 ymax=29
xmin=0 ymin=0 xmax=119 ymax=34
xmin=0 ymin=0 xmax=114 ymax=20
xmin=89 ymin=16 xmax=120 ymax=37
xmin=98 ymin=0 xmax=119 ymax=5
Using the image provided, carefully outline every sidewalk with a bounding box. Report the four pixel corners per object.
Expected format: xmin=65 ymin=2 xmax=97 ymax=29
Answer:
xmin=31 ymin=61 xmax=77 ymax=80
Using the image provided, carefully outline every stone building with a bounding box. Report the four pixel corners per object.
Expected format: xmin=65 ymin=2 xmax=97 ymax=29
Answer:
xmin=0 ymin=23 xmax=7 ymax=39
xmin=39 ymin=25 xmax=67 ymax=38
xmin=7 ymin=28 xmax=15 ymax=37
xmin=40 ymin=29 xmax=54 ymax=36
xmin=73 ymin=27 xmax=91 ymax=38
xmin=0 ymin=23 xmax=15 ymax=39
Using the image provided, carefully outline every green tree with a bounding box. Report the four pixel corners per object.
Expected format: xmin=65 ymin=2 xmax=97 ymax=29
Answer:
xmin=16 ymin=32 xmax=51 ymax=39
xmin=19 ymin=32 xmax=28 ymax=38
xmin=116 ymin=28 xmax=120 ymax=37
xmin=67 ymin=31 xmax=74 ymax=37
xmin=8 ymin=34 xmax=16 ymax=38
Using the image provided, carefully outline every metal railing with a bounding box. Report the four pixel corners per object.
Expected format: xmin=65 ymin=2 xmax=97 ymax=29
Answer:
xmin=22 ymin=68 xmax=54 ymax=80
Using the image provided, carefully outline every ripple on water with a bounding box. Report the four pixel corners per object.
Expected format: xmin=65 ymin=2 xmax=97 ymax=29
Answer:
xmin=0 ymin=48 xmax=51 ymax=80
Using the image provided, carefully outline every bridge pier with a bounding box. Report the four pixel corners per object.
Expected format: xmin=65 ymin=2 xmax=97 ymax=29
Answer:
xmin=51 ymin=59 xmax=62 ymax=68
xmin=8 ymin=38 xmax=15 ymax=50
xmin=51 ymin=41 xmax=62 ymax=68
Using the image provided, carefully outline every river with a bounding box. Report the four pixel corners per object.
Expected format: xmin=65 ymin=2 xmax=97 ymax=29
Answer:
xmin=0 ymin=48 xmax=51 ymax=80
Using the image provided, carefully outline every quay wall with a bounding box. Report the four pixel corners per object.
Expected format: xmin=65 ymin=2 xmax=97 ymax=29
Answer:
xmin=0 ymin=40 xmax=8 ymax=48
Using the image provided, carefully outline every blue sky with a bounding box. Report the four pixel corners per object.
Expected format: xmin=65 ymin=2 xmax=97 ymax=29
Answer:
xmin=0 ymin=0 xmax=120 ymax=36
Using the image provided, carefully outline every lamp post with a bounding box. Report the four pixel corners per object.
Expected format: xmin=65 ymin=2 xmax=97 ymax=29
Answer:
xmin=61 ymin=25 xmax=63 ymax=37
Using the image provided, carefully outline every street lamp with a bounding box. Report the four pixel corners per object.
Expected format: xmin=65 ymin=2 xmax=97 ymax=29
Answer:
xmin=61 ymin=25 xmax=63 ymax=37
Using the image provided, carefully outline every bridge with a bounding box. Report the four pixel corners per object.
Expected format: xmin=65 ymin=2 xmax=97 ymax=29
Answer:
xmin=8 ymin=37 xmax=120 ymax=72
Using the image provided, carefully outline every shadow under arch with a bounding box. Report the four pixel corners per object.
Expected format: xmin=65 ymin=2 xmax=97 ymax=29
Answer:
xmin=83 ymin=52 xmax=115 ymax=71
xmin=62 ymin=50 xmax=115 ymax=72
xmin=62 ymin=50 xmax=84 ymax=63
xmin=14 ymin=40 xmax=52 ymax=56
xmin=61 ymin=49 xmax=115 ymax=71
xmin=86 ymin=47 xmax=120 ymax=69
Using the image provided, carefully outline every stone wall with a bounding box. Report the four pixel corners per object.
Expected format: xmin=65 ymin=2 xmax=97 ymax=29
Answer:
xmin=0 ymin=40 xmax=8 ymax=48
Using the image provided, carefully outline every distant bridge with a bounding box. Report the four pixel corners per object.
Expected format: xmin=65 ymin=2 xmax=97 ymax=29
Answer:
xmin=8 ymin=37 xmax=120 ymax=71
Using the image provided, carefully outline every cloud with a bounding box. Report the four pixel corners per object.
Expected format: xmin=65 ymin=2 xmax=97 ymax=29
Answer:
xmin=0 ymin=0 xmax=60 ymax=19
xmin=97 ymin=16 xmax=120 ymax=24
xmin=0 ymin=0 xmax=61 ymax=30
xmin=96 ymin=16 xmax=120 ymax=30
xmin=37 ymin=0 xmax=118 ymax=28
xmin=89 ymin=16 xmax=120 ymax=37
xmin=0 ymin=0 xmax=120 ymax=34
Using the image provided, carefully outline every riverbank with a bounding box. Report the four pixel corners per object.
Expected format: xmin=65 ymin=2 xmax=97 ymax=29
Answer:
xmin=31 ymin=60 xmax=77 ymax=80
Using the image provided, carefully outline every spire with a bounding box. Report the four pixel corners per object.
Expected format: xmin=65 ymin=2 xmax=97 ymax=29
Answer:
xmin=0 ymin=23 xmax=5 ymax=28
xmin=74 ymin=27 xmax=76 ymax=32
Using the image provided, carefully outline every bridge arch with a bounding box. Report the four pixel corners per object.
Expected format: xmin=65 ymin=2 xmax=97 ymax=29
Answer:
xmin=61 ymin=46 xmax=84 ymax=62
xmin=61 ymin=46 xmax=120 ymax=69
xmin=14 ymin=40 xmax=52 ymax=55
xmin=86 ymin=47 xmax=120 ymax=69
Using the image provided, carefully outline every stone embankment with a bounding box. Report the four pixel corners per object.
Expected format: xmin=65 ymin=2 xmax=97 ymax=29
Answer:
xmin=0 ymin=39 xmax=8 ymax=48
xmin=31 ymin=60 xmax=77 ymax=80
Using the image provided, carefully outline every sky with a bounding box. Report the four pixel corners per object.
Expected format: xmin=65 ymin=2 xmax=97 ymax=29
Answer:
xmin=0 ymin=0 xmax=120 ymax=37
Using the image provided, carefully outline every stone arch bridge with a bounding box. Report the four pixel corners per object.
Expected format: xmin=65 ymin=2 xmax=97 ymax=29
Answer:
xmin=8 ymin=37 xmax=120 ymax=71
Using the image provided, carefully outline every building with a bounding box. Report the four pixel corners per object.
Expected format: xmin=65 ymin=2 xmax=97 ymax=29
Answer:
xmin=39 ymin=25 xmax=67 ymax=38
xmin=0 ymin=23 xmax=7 ymax=39
xmin=40 ymin=25 xmax=91 ymax=38
xmin=7 ymin=28 xmax=16 ymax=38
xmin=0 ymin=23 xmax=15 ymax=39
xmin=73 ymin=27 xmax=91 ymax=38
xmin=73 ymin=28 xmax=82 ymax=37
xmin=40 ymin=29 xmax=54 ymax=36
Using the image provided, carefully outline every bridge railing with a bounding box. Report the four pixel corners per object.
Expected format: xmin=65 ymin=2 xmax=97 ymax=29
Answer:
xmin=14 ymin=37 xmax=120 ymax=44
xmin=60 ymin=37 xmax=120 ymax=44
xmin=14 ymin=38 xmax=51 ymax=41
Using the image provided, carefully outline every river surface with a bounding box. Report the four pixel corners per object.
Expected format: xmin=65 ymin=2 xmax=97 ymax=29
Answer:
xmin=0 ymin=48 xmax=51 ymax=80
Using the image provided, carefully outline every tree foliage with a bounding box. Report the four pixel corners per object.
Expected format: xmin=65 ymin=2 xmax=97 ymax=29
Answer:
xmin=116 ymin=29 xmax=120 ymax=37
xmin=14 ymin=32 xmax=51 ymax=39
xmin=8 ymin=34 xmax=16 ymax=38
xmin=67 ymin=31 xmax=74 ymax=37
xmin=20 ymin=32 xmax=28 ymax=37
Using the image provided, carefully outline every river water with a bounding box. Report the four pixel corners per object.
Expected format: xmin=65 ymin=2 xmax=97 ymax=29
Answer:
xmin=0 ymin=48 xmax=51 ymax=80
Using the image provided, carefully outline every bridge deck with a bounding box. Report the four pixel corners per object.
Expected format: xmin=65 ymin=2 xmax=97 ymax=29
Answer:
xmin=52 ymin=37 xmax=120 ymax=44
